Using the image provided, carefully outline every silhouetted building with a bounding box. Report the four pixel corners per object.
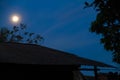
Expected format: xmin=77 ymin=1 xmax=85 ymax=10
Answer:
xmin=0 ymin=42 xmax=114 ymax=80
xmin=98 ymin=73 xmax=108 ymax=80
xmin=98 ymin=72 xmax=120 ymax=80
xmin=84 ymin=75 xmax=95 ymax=80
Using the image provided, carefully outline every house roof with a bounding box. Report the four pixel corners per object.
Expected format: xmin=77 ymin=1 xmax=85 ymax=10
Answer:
xmin=0 ymin=42 xmax=114 ymax=67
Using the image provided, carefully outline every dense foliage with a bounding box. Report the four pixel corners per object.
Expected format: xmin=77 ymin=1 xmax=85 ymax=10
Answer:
xmin=85 ymin=0 xmax=120 ymax=63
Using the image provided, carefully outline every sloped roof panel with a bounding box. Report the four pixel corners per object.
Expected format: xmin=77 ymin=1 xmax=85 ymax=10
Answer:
xmin=0 ymin=43 xmax=114 ymax=68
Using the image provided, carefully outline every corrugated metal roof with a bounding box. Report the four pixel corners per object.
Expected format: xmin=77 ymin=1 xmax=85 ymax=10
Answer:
xmin=0 ymin=42 xmax=115 ymax=67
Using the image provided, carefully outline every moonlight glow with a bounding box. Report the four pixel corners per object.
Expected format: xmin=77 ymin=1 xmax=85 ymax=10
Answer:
xmin=11 ymin=15 xmax=20 ymax=23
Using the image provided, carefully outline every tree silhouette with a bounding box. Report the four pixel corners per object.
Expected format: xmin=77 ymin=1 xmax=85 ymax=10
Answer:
xmin=85 ymin=0 xmax=120 ymax=63
xmin=0 ymin=24 xmax=43 ymax=44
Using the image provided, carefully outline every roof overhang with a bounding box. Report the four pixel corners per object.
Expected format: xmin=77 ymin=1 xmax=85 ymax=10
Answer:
xmin=0 ymin=42 xmax=116 ymax=68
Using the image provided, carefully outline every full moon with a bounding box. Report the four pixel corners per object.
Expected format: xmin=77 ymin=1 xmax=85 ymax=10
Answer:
xmin=11 ymin=15 xmax=20 ymax=23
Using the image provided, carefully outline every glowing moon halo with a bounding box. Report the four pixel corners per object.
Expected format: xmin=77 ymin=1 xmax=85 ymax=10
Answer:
xmin=11 ymin=15 xmax=20 ymax=23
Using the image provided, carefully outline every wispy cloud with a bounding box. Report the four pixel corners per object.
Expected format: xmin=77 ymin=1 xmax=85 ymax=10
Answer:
xmin=43 ymin=30 xmax=98 ymax=51
xmin=42 ymin=5 xmax=87 ymax=36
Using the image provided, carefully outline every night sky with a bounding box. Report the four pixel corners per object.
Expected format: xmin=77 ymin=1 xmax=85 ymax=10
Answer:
xmin=0 ymin=0 xmax=119 ymax=74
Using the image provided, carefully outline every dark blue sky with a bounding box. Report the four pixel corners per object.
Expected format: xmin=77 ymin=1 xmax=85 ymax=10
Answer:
xmin=0 ymin=0 xmax=119 ymax=74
